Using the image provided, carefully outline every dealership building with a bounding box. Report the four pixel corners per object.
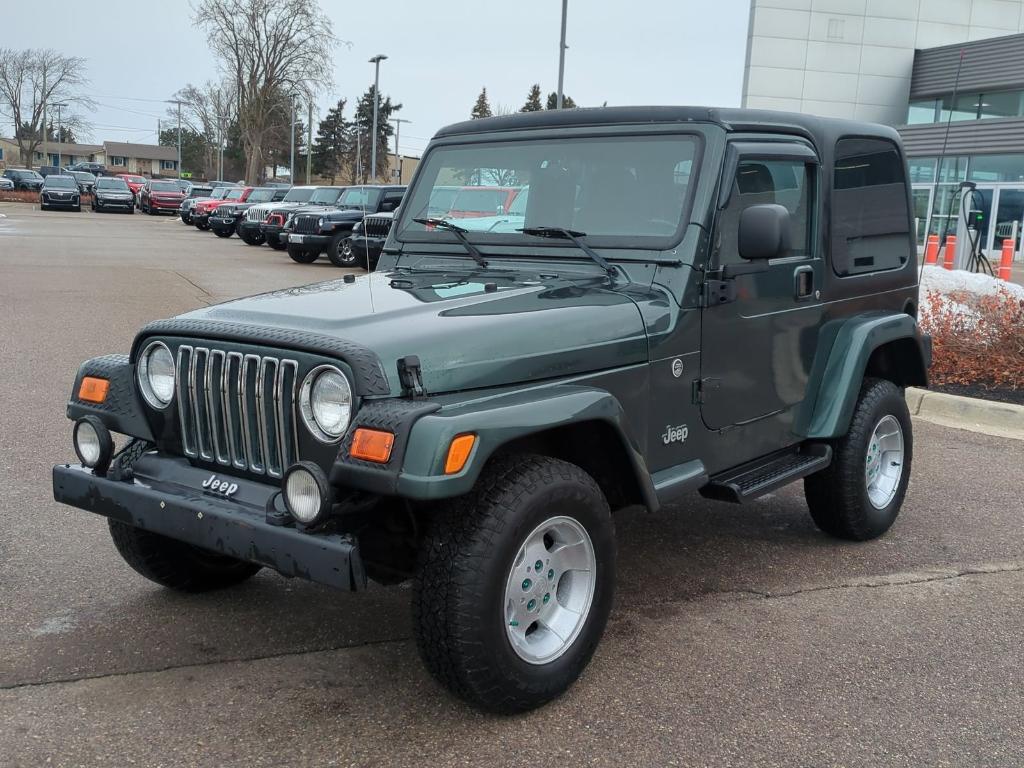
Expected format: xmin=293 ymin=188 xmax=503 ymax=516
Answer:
xmin=742 ymin=0 xmax=1024 ymax=259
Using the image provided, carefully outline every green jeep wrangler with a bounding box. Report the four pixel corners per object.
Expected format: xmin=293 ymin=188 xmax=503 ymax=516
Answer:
xmin=53 ymin=107 xmax=930 ymax=713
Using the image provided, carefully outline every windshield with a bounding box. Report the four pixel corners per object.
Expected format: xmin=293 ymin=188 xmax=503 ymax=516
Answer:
xmin=211 ymin=187 xmax=230 ymax=199
xmin=96 ymin=178 xmax=129 ymax=190
xmin=338 ymin=186 xmax=381 ymax=210
xmin=72 ymin=172 xmax=96 ymax=182
xmin=126 ymin=176 xmax=146 ymax=184
xmin=399 ymin=135 xmax=699 ymax=245
xmin=282 ymin=187 xmax=313 ymax=203
xmin=18 ymin=170 xmax=43 ymax=179
xmin=449 ymin=187 xmax=514 ymax=214
xmin=248 ymin=188 xmax=277 ymax=203
xmin=150 ymin=181 xmax=179 ymax=192
xmin=308 ymin=187 xmax=343 ymax=205
xmin=224 ymin=189 xmax=243 ymax=200
xmin=427 ymin=186 xmax=459 ymax=216
xmin=44 ymin=176 xmax=77 ymax=188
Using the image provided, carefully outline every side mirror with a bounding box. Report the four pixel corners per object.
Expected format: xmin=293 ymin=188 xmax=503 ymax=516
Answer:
xmin=738 ymin=204 xmax=791 ymax=260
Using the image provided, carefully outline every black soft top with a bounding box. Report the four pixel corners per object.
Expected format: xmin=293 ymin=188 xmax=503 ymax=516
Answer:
xmin=434 ymin=106 xmax=902 ymax=148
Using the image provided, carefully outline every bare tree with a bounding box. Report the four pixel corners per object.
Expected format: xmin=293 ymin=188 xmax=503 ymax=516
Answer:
xmin=167 ymin=80 xmax=237 ymax=178
xmin=193 ymin=0 xmax=340 ymax=183
xmin=0 ymin=48 xmax=94 ymax=167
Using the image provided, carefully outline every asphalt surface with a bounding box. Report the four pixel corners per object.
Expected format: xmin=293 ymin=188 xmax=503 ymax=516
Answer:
xmin=1 ymin=203 xmax=1022 ymax=767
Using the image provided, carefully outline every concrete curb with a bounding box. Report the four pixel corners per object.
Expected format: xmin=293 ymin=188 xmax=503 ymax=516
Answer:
xmin=908 ymin=387 xmax=1024 ymax=441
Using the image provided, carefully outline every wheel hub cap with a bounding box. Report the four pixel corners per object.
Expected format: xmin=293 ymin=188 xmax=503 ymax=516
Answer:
xmin=503 ymin=515 xmax=596 ymax=665
xmin=865 ymin=414 xmax=904 ymax=510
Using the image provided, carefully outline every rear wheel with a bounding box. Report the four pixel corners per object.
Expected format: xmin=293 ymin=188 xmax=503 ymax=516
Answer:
xmin=413 ymin=454 xmax=615 ymax=713
xmin=327 ymin=233 xmax=357 ymax=267
xmin=287 ymin=245 xmax=320 ymax=264
xmin=804 ymin=378 xmax=912 ymax=541
xmin=108 ymin=520 xmax=262 ymax=592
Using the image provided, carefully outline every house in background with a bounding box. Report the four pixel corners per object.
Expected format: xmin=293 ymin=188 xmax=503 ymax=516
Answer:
xmin=0 ymin=137 xmax=102 ymax=169
xmin=94 ymin=142 xmax=178 ymax=176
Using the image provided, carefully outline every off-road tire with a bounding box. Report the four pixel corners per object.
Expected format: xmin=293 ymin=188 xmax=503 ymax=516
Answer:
xmin=327 ymin=233 xmax=356 ymax=268
xmin=240 ymin=230 xmax=264 ymax=246
xmin=214 ymin=227 xmax=233 ymax=238
xmin=195 ymin=220 xmax=208 ymax=229
xmin=287 ymin=245 xmax=319 ymax=264
xmin=268 ymin=237 xmax=287 ymax=251
xmin=413 ymin=454 xmax=616 ymax=713
xmin=804 ymin=377 xmax=912 ymax=541
xmin=108 ymin=519 xmax=262 ymax=592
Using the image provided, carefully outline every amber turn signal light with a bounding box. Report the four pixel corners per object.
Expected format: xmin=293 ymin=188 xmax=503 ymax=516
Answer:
xmin=78 ymin=377 xmax=110 ymax=404
xmin=350 ymin=428 xmax=395 ymax=463
xmin=444 ymin=434 xmax=477 ymax=475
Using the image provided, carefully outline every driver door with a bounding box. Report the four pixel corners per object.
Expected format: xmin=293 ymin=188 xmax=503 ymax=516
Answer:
xmin=699 ymin=141 xmax=823 ymax=432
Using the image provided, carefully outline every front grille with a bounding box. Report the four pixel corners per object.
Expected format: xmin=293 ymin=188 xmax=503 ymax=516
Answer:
xmin=362 ymin=215 xmax=393 ymax=239
xmin=293 ymin=214 xmax=319 ymax=234
xmin=175 ymin=346 xmax=299 ymax=478
xmin=245 ymin=205 xmax=272 ymax=223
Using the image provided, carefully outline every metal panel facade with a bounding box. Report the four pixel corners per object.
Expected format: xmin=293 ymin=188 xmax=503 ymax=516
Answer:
xmin=910 ymin=33 xmax=1024 ymax=98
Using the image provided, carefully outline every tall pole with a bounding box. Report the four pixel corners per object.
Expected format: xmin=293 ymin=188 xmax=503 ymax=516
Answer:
xmin=41 ymin=62 xmax=47 ymax=168
xmin=356 ymin=130 xmax=361 ymax=183
xmin=176 ymin=100 xmax=182 ymax=179
xmin=369 ymin=54 xmax=388 ymax=181
xmin=391 ymin=117 xmax=410 ymax=183
xmin=306 ymin=99 xmax=313 ymax=184
xmin=289 ymin=96 xmax=296 ymax=183
xmin=556 ymin=0 xmax=568 ymax=109
xmin=54 ymin=102 xmax=66 ymax=161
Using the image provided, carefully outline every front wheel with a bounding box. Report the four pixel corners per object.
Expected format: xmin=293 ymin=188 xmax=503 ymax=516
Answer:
xmin=327 ymin=233 xmax=356 ymax=267
xmin=804 ymin=378 xmax=912 ymax=541
xmin=413 ymin=454 xmax=615 ymax=713
xmin=214 ymin=227 xmax=233 ymax=238
xmin=287 ymin=245 xmax=320 ymax=264
xmin=268 ymin=236 xmax=287 ymax=251
xmin=108 ymin=520 xmax=262 ymax=592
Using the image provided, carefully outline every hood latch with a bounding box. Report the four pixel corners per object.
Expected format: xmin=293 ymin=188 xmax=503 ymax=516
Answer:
xmin=397 ymin=355 xmax=426 ymax=399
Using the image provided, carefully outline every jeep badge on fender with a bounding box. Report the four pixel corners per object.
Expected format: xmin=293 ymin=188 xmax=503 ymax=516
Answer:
xmin=53 ymin=106 xmax=929 ymax=715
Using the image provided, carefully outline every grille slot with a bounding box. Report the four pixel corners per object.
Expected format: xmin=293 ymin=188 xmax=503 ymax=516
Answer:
xmin=177 ymin=345 xmax=299 ymax=477
xmin=362 ymin=215 xmax=393 ymax=239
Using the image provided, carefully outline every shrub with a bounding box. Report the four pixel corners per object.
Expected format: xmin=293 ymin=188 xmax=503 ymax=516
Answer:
xmin=920 ymin=287 xmax=1024 ymax=389
xmin=0 ymin=189 xmax=40 ymax=204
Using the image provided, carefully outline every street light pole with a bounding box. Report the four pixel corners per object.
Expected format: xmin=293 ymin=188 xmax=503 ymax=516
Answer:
xmin=556 ymin=0 xmax=568 ymax=109
xmin=289 ymin=95 xmax=296 ymax=182
xmin=390 ymin=117 xmax=411 ymax=183
xmin=307 ymin=99 xmax=313 ymax=184
xmin=368 ymin=54 xmax=388 ymax=181
xmin=53 ymin=102 xmax=67 ymax=162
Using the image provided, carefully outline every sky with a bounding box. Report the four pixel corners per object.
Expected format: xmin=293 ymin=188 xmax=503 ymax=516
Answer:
xmin=4 ymin=0 xmax=751 ymax=157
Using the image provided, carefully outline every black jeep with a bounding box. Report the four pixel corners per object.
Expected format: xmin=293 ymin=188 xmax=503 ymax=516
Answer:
xmin=284 ymin=185 xmax=405 ymax=266
xmin=346 ymin=210 xmax=396 ymax=271
xmin=53 ymin=107 xmax=929 ymax=714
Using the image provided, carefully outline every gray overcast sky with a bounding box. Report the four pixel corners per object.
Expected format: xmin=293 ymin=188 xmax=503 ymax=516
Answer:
xmin=6 ymin=0 xmax=751 ymax=156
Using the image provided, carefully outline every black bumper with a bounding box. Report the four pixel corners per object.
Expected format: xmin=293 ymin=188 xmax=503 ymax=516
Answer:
xmin=209 ymin=216 xmax=238 ymax=234
xmin=96 ymin=197 xmax=134 ymax=209
xmin=286 ymin=232 xmax=331 ymax=249
xmin=261 ymin=224 xmax=285 ymax=246
xmin=53 ymin=456 xmax=367 ymax=591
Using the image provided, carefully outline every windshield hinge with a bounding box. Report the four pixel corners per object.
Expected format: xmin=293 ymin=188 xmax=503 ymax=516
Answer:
xmin=702 ymin=278 xmax=736 ymax=307
xmin=397 ymin=355 xmax=426 ymax=399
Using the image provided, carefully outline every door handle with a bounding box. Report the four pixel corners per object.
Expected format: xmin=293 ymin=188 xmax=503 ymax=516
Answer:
xmin=794 ymin=265 xmax=814 ymax=300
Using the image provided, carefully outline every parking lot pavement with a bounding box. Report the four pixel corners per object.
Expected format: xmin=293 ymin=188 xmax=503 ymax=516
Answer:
xmin=2 ymin=204 xmax=1023 ymax=767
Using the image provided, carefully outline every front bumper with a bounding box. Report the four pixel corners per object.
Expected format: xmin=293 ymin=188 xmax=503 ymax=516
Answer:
xmin=210 ymin=215 xmax=238 ymax=234
xmin=261 ymin=224 xmax=285 ymax=245
xmin=150 ymin=199 xmax=183 ymax=212
xmin=193 ymin=212 xmax=212 ymax=226
xmin=286 ymin=232 xmax=331 ymax=249
xmin=97 ymin=196 xmax=134 ymax=209
xmin=42 ymin=196 xmax=80 ymax=207
xmin=53 ymin=455 xmax=367 ymax=591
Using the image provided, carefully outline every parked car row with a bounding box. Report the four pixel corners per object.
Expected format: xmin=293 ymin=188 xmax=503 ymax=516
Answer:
xmin=168 ymin=181 xmax=532 ymax=272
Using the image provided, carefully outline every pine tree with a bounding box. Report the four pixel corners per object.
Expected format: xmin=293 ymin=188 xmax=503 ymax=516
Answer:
xmin=471 ymin=87 xmax=493 ymax=119
xmin=351 ymin=86 xmax=402 ymax=183
xmin=546 ymin=92 xmax=577 ymax=110
xmin=312 ymin=98 xmax=350 ymax=184
xmin=521 ymin=84 xmax=543 ymax=112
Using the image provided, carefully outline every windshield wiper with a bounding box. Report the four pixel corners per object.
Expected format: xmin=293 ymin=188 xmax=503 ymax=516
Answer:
xmin=519 ymin=227 xmax=618 ymax=280
xmin=413 ymin=217 xmax=488 ymax=268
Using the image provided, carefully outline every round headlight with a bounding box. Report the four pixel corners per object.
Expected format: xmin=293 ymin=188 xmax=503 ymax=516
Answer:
xmin=73 ymin=416 xmax=114 ymax=474
xmin=137 ymin=341 xmax=175 ymax=409
xmin=317 ymin=217 xmax=325 ymax=228
xmin=283 ymin=462 xmax=332 ymax=525
xmin=300 ymin=365 xmax=352 ymax=442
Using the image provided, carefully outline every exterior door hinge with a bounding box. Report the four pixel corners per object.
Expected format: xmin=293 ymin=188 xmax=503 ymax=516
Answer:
xmin=692 ymin=377 xmax=721 ymax=404
xmin=702 ymin=279 xmax=736 ymax=307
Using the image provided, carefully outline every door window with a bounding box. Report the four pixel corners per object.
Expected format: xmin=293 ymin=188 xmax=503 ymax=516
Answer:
xmin=716 ymin=158 xmax=815 ymax=265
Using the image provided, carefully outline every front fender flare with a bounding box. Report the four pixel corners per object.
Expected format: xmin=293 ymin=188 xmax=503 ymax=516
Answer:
xmin=394 ymin=385 xmax=656 ymax=508
xmin=795 ymin=312 xmax=928 ymax=439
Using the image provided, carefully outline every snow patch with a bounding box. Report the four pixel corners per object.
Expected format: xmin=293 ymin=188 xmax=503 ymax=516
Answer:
xmin=920 ymin=265 xmax=1024 ymax=300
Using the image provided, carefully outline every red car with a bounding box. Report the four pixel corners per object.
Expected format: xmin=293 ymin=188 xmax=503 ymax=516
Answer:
xmin=139 ymin=179 xmax=186 ymax=215
xmin=115 ymin=173 xmax=147 ymax=200
xmin=191 ymin=186 xmax=251 ymax=229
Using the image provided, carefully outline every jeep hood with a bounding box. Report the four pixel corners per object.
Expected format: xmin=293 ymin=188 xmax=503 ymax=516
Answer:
xmin=176 ymin=269 xmax=648 ymax=396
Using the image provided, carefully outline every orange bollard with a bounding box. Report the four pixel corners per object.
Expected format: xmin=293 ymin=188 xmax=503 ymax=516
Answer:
xmin=923 ymin=234 xmax=939 ymax=265
xmin=998 ymin=238 xmax=1015 ymax=281
xmin=943 ymin=235 xmax=957 ymax=270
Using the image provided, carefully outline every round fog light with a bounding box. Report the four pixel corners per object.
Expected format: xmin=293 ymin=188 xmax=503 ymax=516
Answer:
xmin=282 ymin=461 xmax=332 ymax=526
xmin=74 ymin=416 xmax=114 ymax=475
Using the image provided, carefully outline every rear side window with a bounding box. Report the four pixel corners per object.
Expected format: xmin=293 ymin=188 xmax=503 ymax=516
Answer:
xmin=831 ymin=138 xmax=912 ymax=276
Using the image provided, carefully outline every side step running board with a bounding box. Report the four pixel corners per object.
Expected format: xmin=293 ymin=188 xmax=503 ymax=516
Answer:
xmin=700 ymin=443 xmax=832 ymax=503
